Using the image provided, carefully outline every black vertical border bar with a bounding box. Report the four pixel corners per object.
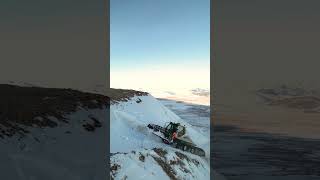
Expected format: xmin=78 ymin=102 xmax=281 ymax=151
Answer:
xmin=210 ymin=0 xmax=215 ymax=179
xmin=105 ymin=0 xmax=110 ymax=179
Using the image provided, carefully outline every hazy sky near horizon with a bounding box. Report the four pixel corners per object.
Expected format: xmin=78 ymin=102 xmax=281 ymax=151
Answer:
xmin=110 ymin=0 xmax=210 ymax=101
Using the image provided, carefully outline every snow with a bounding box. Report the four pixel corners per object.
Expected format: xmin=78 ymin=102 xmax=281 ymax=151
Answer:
xmin=111 ymin=149 xmax=210 ymax=180
xmin=158 ymin=99 xmax=211 ymax=157
xmin=158 ymin=99 xmax=210 ymax=135
xmin=111 ymin=95 xmax=209 ymax=154
xmin=0 ymin=108 xmax=107 ymax=180
xmin=110 ymin=94 xmax=210 ymax=180
xmin=111 ymin=150 xmax=171 ymax=180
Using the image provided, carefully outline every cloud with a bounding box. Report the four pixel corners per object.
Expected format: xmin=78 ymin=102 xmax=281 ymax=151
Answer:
xmin=191 ymin=88 xmax=210 ymax=97
xmin=164 ymin=91 xmax=176 ymax=95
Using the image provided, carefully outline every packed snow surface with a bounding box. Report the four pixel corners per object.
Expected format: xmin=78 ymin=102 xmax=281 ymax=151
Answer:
xmin=110 ymin=94 xmax=210 ymax=180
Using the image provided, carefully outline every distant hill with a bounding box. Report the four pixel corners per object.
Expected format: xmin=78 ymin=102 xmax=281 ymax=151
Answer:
xmin=256 ymin=85 xmax=320 ymax=113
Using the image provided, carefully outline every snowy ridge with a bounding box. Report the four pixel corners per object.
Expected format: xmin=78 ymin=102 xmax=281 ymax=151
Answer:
xmin=0 ymin=107 xmax=107 ymax=180
xmin=0 ymin=84 xmax=107 ymax=180
xmin=110 ymin=94 xmax=210 ymax=180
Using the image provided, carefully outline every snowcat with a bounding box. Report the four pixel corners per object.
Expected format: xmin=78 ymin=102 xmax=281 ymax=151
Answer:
xmin=147 ymin=122 xmax=206 ymax=157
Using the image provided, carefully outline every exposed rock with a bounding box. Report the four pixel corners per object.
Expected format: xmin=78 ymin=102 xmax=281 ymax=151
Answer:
xmin=153 ymin=148 xmax=168 ymax=158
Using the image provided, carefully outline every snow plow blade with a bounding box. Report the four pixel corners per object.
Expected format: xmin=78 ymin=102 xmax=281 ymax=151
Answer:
xmin=147 ymin=123 xmax=206 ymax=157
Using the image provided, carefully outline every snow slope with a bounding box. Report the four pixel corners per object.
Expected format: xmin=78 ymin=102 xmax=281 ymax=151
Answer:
xmin=0 ymin=109 xmax=107 ymax=180
xmin=0 ymin=84 xmax=107 ymax=180
xmin=110 ymin=94 xmax=210 ymax=180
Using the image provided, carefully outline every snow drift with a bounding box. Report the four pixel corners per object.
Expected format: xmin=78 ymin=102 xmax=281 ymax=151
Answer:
xmin=110 ymin=91 xmax=210 ymax=180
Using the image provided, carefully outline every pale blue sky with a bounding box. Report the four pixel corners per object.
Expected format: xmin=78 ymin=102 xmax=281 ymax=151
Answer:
xmin=110 ymin=0 xmax=210 ymax=104
xmin=110 ymin=0 xmax=210 ymax=70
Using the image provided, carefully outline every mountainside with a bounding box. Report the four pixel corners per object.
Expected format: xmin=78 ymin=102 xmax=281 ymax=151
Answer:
xmin=110 ymin=90 xmax=210 ymax=180
xmin=256 ymin=85 xmax=320 ymax=113
xmin=0 ymin=84 xmax=210 ymax=179
xmin=0 ymin=84 xmax=108 ymax=180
